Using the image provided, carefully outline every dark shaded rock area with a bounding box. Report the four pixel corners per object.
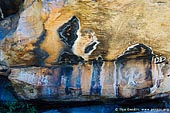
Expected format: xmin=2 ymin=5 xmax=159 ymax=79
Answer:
xmin=0 ymin=61 xmax=11 ymax=76
xmin=117 ymin=43 xmax=153 ymax=61
xmin=33 ymin=31 xmax=49 ymax=66
xmin=0 ymin=98 xmax=170 ymax=113
xmin=85 ymin=42 xmax=97 ymax=54
xmin=90 ymin=58 xmax=103 ymax=95
xmin=58 ymin=16 xmax=79 ymax=47
xmin=0 ymin=76 xmax=17 ymax=101
xmin=57 ymin=50 xmax=84 ymax=65
xmin=0 ymin=0 xmax=24 ymax=20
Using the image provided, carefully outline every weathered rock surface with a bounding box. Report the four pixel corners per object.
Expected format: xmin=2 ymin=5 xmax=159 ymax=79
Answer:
xmin=1 ymin=0 xmax=170 ymax=66
xmin=6 ymin=44 xmax=170 ymax=101
xmin=0 ymin=0 xmax=170 ymax=102
xmin=0 ymin=14 xmax=19 ymax=40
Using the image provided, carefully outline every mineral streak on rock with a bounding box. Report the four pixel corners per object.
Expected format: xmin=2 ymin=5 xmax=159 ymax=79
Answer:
xmin=72 ymin=29 xmax=100 ymax=60
xmin=100 ymin=61 xmax=115 ymax=97
xmin=65 ymin=64 xmax=82 ymax=95
xmin=40 ymin=0 xmax=74 ymax=64
xmin=58 ymin=16 xmax=80 ymax=47
xmin=150 ymin=56 xmax=165 ymax=94
xmin=7 ymin=44 xmax=170 ymax=100
xmin=90 ymin=57 xmax=103 ymax=95
xmin=0 ymin=8 xmax=4 ymax=20
xmin=57 ymin=14 xmax=100 ymax=61
xmin=8 ymin=64 xmax=104 ymax=100
xmin=57 ymin=50 xmax=84 ymax=65
xmin=33 ymin=31 xmax=49 ymax=66
xmin=4 ymin=43 xmax=153 ymax=100
xmin=85 ymin=42 xmax=97 ymax=54
xmin=150 ymin=61 xmax=170 ymax=97
xmin=116 ymin=44 xmax=153 ymax=98
xmin=81 ymin=62 xmax=93 ymax=95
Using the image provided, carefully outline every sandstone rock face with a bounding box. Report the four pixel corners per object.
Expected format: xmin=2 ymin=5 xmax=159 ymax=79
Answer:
xmin=1 ymin=0 xmax=170 ymax=101
xmin=1 ymin=0 xmax=170 ymax=65
xmin=8 ymin=44 xmax=170 ymax=100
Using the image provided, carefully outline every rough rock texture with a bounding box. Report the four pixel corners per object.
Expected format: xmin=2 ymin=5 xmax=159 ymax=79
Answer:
xmin=7 ymin=44 xmax=170 ymax=100
xmin=0 ymin=14 xmax=19 ymax=40
xmin=1 ymin=0 xmax=170 ymax=65
xmin=1 ymin=0 xmax=170 ymax=101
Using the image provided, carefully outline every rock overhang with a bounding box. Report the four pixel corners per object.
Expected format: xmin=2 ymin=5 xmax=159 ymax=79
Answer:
xmin=0 ymin=0 xmax=170 ymax=102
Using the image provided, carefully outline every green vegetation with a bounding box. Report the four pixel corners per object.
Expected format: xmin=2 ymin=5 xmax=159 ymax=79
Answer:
xmin=0 ymin=102 xmax=38 ymax=113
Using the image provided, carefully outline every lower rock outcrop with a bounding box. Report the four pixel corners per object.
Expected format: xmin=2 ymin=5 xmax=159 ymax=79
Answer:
xmin=6 ymin=44 xmax=170 ymax=101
